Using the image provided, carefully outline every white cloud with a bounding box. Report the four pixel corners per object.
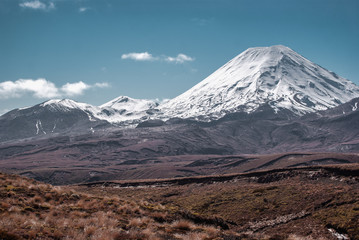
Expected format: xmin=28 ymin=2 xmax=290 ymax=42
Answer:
xmin=0 ymin=78 xmax=108 ymax=99
xmin=121 ymin=52 xmax=156 ymax=61
xmin=19 ymin=0 xmax=46 ymax=10
xmin=61 ymin=81 xmax=90 ymax=97
xmin=165 ymin=54 xmax=194 ymax=64
xmin=79 ymin=7 xmax=88 ymax=13
xmin=0 ymin=78 xmax=59 ymax=99
xmin=19 ymin=0 xmax=55 ymax=10
xmin=122 ymin=52 xmax=194 ymax=64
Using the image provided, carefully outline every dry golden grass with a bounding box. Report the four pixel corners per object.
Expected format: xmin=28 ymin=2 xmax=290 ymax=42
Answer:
xmin=171 ymin=220 xmax=195 ymax=232
xmin=0 ymin=172 xmax=228 ymax=240
xmin=76 ymin=165 xmax=359 ymax=240
xmin=2 ymin=165 xmax=358 ymax=240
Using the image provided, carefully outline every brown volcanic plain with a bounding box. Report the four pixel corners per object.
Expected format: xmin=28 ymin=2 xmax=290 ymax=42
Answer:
xmin=1 ymin=139 xmax=359 ymax=185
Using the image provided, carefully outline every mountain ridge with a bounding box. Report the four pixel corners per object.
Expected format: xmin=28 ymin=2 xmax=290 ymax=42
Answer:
xmin=1 ymin=45 xmax=359 ymax=142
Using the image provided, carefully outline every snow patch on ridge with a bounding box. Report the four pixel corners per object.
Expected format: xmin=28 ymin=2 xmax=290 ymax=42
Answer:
xmin=352 ymin=102 xmax=358 ymax=111
xmin=35 ymin=120 xmax=46 ymax=135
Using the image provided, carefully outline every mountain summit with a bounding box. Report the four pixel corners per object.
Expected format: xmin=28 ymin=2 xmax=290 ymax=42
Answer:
xmin=160 ymin=45 xmax=359 ymax=120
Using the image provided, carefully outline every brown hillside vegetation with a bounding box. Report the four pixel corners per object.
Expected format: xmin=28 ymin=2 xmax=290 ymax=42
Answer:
xmin=76 ymin=165 xmax=359 ymax=240
xmin=1 ymin=164 xmax=359 ymax=239
xmin=0 ymin=172 xmax=228 ymax=240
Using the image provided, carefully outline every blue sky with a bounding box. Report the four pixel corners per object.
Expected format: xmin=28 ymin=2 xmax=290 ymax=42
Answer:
xmin=0 ymin=0 xmax=359 ymax=114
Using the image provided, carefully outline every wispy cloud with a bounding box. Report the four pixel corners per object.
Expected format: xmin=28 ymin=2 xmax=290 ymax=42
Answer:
xmin=122 ymin=52 xmax=194 ymax=64
xmin=79 ymin=7 xmax=88 ymax=13
xmin=121 ymin=52 xmax=157 ymax=61
xmin=94 ymin=82 xmax=109 ymax=88
xmin=19 ymin=0 xmax=55 ymax=11
xmin=165 ymin=54 xmax=194 ymax=64
xmin=0 ymin=78 xmax=109 ymax=99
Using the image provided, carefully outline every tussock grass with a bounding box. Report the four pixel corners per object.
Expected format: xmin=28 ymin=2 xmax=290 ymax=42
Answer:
xmin=0 ymin=172 xmax=227 ymax=240
xmin=79 ymin=165 xmax=359 ymax=239
xmin=2 ymin=164 xmax=358 ymax=240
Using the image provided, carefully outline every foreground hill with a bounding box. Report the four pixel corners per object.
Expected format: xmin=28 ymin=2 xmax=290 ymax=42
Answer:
xmin=76 ymin=164 xmax=359 ymax=239
xmin=1 ymin=164 xmax=358 ymax=239
xmin=0 ymin=172 xmax=226 ymax=240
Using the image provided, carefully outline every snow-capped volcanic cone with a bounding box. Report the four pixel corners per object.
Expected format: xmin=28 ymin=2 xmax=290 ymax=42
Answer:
xmin=160 ymin=45 xmax=359 ymax=120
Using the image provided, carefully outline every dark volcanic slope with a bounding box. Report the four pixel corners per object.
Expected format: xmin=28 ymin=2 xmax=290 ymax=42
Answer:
xmin=0 ymin=100 xmax=359 ymax=185
xmin=0 ymin=100 xmax=110 ymax=143
xmin=0 ymin=131 xmax=358 ymax=184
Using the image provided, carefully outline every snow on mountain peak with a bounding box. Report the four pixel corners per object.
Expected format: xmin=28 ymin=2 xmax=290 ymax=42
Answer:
xmin=41 ymin=99 xmax=95 ymax=112
xmin=100 ymin=96 xmax=159 ymax=112
xmin=96 ymin=96 xmax=159 ymax=124
xmin=34 ymin=96 xmax=161 ymax=125
xmin=160 ymin=45 xmax=359 ymax=120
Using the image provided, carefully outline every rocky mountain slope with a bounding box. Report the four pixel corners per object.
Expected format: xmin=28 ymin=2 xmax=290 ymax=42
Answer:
xmin=0 ymin=99 xmax=110 ymax=143
xmin=0 ymin=97 xmax=158 ymax=143
xmin=1 ymin=99 xmax=359 ymax=185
